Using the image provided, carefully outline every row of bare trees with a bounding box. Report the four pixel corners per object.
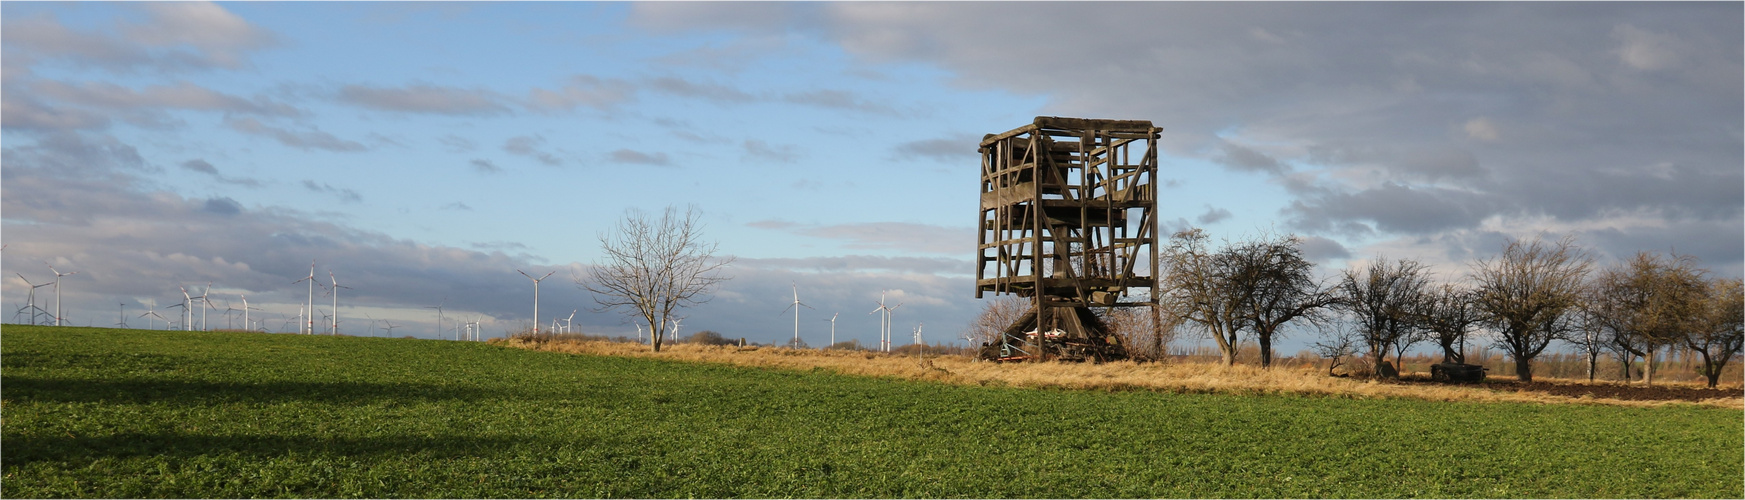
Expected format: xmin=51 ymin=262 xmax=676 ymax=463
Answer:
xmin=1146 ymin=230 xmax=1741 ymax=386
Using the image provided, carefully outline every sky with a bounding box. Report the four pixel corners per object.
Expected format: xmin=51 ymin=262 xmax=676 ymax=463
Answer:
xmin=3 ymin=2 xmax=1740 ymax=353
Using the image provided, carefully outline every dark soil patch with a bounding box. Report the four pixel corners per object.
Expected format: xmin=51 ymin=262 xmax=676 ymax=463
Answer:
xmin=1398 ymin=376 xmax=1742 ymax=402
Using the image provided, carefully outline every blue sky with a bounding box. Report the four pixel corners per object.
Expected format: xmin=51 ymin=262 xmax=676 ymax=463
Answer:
xmin=4 ymin=2 xmax=1740 ymax=353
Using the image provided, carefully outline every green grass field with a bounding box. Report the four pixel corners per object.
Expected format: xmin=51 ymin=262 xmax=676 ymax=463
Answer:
xmin=3 ymin=326 xmax=1740 ymax=498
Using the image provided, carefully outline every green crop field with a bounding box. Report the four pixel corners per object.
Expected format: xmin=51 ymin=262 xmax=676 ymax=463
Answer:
xmin=3 ymin=326 xmax=1740 ymax=498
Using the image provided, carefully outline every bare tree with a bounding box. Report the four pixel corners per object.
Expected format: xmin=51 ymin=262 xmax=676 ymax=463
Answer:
xmin=965 ymin=296 xmax=1029 ymax=347
xmin=579 ymin=205 xmax=733 ymax=352
xmin=1568 ymin=296 xmax=1609 ymax=382
xmin=1587 ymin=251 xmax=1709 ymax=385
xmin=1418 ymin=283 xmax=1481 ymax=365
xmin=1099 ymin=302 xmax=1183 ymax=361
xmin=1312 ymin=323 xmax=1361 ymax=376
xmin=1470 ymin=236 xmax=1592 ymax=382
xmin=1687 ymin=277 xmax=1743 ymax=388
xmin=1160 ymin=228 xmax=1248 ymax=366
xmin=1336 ymin=257 xmax=1430 ymax=379
xmin=1225 ymin=234 xmax=1337 ymax=368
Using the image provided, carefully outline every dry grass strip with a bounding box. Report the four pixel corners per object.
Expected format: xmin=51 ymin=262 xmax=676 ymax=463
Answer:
xmin=493 ymin=338 xmax=1743 ymax=409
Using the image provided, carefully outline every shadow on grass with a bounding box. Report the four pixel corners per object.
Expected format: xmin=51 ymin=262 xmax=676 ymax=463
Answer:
xmin=2 ymin=432 xmax=557 ymax=466
xmin=3 ymin=376 xmax=501 ymax=405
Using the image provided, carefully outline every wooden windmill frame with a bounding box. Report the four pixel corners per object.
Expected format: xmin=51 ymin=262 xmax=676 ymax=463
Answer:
xmin=975 ymin=116 xmax=1161 ymax=362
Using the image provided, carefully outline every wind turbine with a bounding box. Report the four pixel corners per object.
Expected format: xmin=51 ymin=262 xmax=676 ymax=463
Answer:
xmin=14 ymin=274 xmax=52 ymax=326
xmin=824 ymin=312 xmax=839 ymax=350
xmin=293 ymin=261 xmax=316 ymax=334
xmin=139 ymin=306 xmax=167 ymax=330
xmin=218 ymin=300 xmax=238 ymax=330
xmin=870 ymin=291 xmax=902 ymax=353
xmin=239 ymin=294 xmax=260 ymax=333
xmin=46 ymin=263 xmax=78 ymax=326
xmin=562 ymin=309 xmax=577 ymax=334
xmin=517 ymin=269 xmax=555 ymax=334
xmin=669 ymin=317 xmax=684 ymax=343
xmin=327 ymin=271 xmax=351 ymax=335
xmin=779 ymin=282 xmax=813 ymax=349
xmin=172 ymin=286 xmax=193 ymax=331
xmin=425 ymin=299 xmax=446 ymax=339
xmin=117 ymin=302 xmax=128 ymax=329
xmin=913 ymin=323 xmax=926 ymax=361
xmin=381 ymin=319 xmax=399 ymax=337
xmin=195 ymin=282 xmax=215 ymax=331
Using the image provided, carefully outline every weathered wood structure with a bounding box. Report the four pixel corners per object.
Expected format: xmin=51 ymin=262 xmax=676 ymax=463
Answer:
xmin=975 ymin=117 xmax=1161 ymax=362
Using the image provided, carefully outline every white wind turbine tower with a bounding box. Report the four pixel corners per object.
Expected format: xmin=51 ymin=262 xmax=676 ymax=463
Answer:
xmin=14 ymin=273 xmax=52 ymax=326
xmin=46 ymin=263 xmax=78 ymax=327
xmin=824 ymin=312 xmax=838 ymax=350
xmin=779 ymin=282 xmax=813 ymax=349
xmin=172 ymin=286 xmax=193 ymax=331
xmin=668 ymin=317 xmax=683 ymax=344
xmin=425 ymin=299 xmax=446 ymax=339
xmin=327 ymin=271 xmax=351 ymax=335
xmin=381 ymin=319 xmax=399 ymax=337
xmin=239 ymin=294 xmax=259 ymax=333
xmin=195 ymin=282 xmax=215 ymax=331
xmin=293 ymin=260 xmax=316 ymax=334
xmin=869 ymin=291 xmax=902 ymax=353
xmin=635 ymin=323 xmax=644 ymax=345
xmin=561 ymin=309 xmax=577 ymax=334
xmin=912 ymin=323 xmax=926 ymax=361
xmin=517 ymin=270 xmax=555 ymax=334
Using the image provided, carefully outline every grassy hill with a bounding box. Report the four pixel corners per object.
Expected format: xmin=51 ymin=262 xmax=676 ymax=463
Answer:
xmin=3 ymin=326 xmax=1740 ymax=498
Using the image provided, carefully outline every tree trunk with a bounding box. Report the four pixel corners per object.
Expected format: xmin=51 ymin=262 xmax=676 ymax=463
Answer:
xmin=1642 ymin=345 xmax=1655 ymax=386
xmin=1258 ymin=335 xmax=1274 ymax=368
xmin=1585 ymin=350 xmax=1598 ymax=383
xmin=1221 ymin=348 xmax=1236 ymax=366
xmin=1373 ymin=351 xmax=1391 ymax=379
xmin=1514 ymin=356 xmax=1533 ymax=382
xmin=1696 ymin=350 xmax=1721 ymax=389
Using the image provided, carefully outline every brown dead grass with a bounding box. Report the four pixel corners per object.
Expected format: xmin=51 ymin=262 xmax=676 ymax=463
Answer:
xmin=492 ymin=338 xmax=1744 ymax=409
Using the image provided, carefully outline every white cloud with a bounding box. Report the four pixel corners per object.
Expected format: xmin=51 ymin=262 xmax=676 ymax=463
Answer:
xmin=1463 ymin=117 xmax=1499 ymax=142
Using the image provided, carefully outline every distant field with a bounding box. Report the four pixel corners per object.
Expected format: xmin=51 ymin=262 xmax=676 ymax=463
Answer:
xmin=3 ymin=326 xmax=1741 ymax=498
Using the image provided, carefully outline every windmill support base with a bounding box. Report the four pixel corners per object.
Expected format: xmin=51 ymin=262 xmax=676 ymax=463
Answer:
xmin=978 ymin=305 xmax=1128 ymax=363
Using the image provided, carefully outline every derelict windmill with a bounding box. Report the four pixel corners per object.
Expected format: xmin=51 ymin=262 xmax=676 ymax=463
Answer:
xmin=516 ymin=269 xmax=555 ymax=334
xmin=326 ymin=271 xmax=352 ymax=335
xmin=14 ymin=273 xmax=52 ymax=325
xmin=46 ymin=263 xmax=78 ymax=326
xmin=779 ymin=282 xmax=813 ymax=349
xmin=292 ymin=261 xmax=317 ymax=334
xmin=975 ymin=117 xmax=1161 ymax=362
